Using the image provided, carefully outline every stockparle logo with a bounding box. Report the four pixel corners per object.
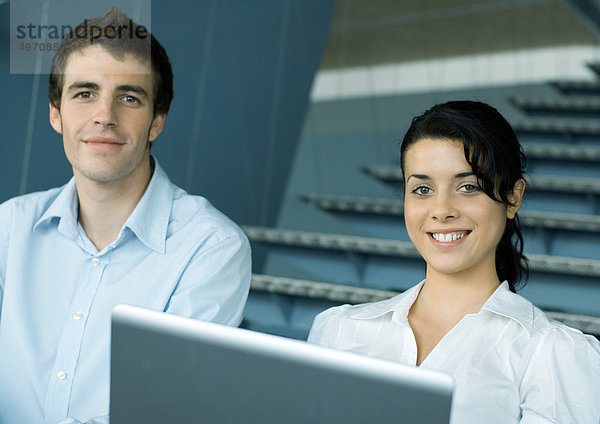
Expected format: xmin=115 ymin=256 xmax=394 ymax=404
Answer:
xmin=10 ymin=0 xmax=151 ymax=74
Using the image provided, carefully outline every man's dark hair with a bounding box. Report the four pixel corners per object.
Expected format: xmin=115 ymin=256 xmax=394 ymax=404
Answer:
xmin=48 ymin=6 xmax=173 ymax=116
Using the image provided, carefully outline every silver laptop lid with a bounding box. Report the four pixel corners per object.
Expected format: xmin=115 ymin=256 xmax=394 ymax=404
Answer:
xmin=110 ymin=304 xmax=453 ymax=424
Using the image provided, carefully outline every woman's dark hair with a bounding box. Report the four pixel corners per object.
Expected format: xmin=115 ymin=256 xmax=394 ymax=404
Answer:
xmin=400 ymin=100 xmax=528 ymax=292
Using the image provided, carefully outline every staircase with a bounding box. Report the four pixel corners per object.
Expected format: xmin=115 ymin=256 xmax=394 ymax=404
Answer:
xmin=242 ymin=67 xmax=600 ymax=340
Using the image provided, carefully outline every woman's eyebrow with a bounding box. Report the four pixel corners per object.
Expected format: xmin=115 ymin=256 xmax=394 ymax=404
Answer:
xmin=406 ymin=171 xmax=476 ymax=182
xmin=406 ymin=174 xmax=429 ymax=183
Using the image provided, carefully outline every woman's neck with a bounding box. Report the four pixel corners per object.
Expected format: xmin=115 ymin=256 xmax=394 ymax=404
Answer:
xmin=417 ymin=266 xmax=501 ymax=320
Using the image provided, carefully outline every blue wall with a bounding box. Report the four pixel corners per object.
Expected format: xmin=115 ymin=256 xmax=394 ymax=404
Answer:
xmin=0 ymin=0 xmax=337 ymax=228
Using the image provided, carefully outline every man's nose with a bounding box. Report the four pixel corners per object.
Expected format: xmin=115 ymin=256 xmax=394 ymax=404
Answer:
xmin=93 ymin=97 xmax=117 ymax=127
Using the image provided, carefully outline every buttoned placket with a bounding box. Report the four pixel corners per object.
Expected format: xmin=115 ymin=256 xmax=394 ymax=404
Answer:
xmin=44 ymin=254 xmax=109 ymax=422
xmin=391 ymin=290 xmax=421 ymax=365
xmin=401 ymin=322 xmax=419 ymax=365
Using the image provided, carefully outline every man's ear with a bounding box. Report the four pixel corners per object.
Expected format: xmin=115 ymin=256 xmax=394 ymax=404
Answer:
xmin=506 ymin=178 xmax=526 ymax=219
xmin=148 ymin=113 xmax=165 ymax=142
xmin=49 ymin=103 xmax=63 ymax=134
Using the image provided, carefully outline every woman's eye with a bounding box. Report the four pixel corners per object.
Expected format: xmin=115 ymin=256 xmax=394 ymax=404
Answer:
xmin=412 ymin=186 xmax=432 ymax=196
xmin=460 ymin=184 xmax=480 ymax=193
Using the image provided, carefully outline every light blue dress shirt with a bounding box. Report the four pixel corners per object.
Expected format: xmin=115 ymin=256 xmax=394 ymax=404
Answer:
xmin=0 ymin=158 xmax=252 ymax=424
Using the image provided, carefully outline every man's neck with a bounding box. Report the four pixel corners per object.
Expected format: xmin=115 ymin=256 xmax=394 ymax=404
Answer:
xmin=75 ymin=163 xmax=152 ymax=251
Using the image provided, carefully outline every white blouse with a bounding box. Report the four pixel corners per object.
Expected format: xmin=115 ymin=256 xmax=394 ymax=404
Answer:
xmin=308 ymin=281 xmax=600 ymax=424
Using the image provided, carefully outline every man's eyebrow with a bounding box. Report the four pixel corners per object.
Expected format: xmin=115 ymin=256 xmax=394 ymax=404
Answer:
xmin=116 ymin=84 xmax=149 ymax=99
xmin=66 ymin=81 xmax=99 ymax=92
xmin=64 ymin=82 xmax=149 ymax=99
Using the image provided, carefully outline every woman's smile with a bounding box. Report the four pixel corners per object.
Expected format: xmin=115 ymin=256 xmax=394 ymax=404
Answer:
xmin=403 ymin=137 xmax=510 ymax=278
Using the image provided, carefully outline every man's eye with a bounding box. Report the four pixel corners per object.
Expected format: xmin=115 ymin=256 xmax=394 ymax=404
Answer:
xmin=76 ymin=91 xmax=93 ymax=99
xmin=122 ymin=95 xmax=140 ymax=104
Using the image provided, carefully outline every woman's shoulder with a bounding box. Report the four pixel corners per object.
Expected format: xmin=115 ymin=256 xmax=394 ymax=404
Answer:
xmin=312 ymin=284 xmax=421 ymax=326
xmin=529 ymin=304 xmax=600 ymax=352
xmin=307 ymin=286 xmax=419 ymax=347
xmin=520 ymin=309 xmax=600 ymax=421
xmin=496 ymin=286 xmax=598 ymax=352
xmin=309 ymin=296 xmax=396 ymax=334
xmin=530 ymin=312 xmax=600 ymax=362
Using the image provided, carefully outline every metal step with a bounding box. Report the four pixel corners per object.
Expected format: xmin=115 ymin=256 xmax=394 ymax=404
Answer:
xmin=512 ymin=96 xmax=600 ymax=116
xmin=251 ymin=273 xmax=397 ymax=304
xmin=524 ymin=174 xmax=600 ymax=195
xmin=587 ymin=62 xmax=600 ymax=78
xmin=511 ymin=119 xmax=600 ymax=137
xmin=302 ymin=193 xmax=405 ymax=215
xmin=302 ymin=192 xmax=600 ymax=232
xmin=250 ymin=273 xmax=600 ymax=336
xmin=243 ymin=225 xmax=420 ymax=258
xmin=363 ymin=165 xmax=600 ymax=195
xmin=522 ymin=142 xmax=600 ymax=162
xmin=244 ymin=226 xmax=600 ymax=277
xmin=550 ymin=80 xmax=600 ymax=96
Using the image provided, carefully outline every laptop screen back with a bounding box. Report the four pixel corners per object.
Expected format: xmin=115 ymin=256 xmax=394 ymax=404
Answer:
xmin=110 ymin=304 xmax=453 ymax=424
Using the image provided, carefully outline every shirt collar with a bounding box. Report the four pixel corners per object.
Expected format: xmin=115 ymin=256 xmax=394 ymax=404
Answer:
xmin=33 ymin=157 xmax=174 ymax=254
xmin=348 ymin=280 xmax=534 ymax=335
xmin=33 ymin=178 xmax=79 ymax=239
xmin=480 ymin=281 xmax=534 ymax=335
xmin=120 ymin=157 xmax=174 ymax=254
xmin=349 ymin=281 xmax=425 ymax=322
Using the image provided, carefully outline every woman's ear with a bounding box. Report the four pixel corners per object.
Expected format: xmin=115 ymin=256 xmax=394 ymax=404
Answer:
xmin=506 ymin=179 xmax=526 ymax=219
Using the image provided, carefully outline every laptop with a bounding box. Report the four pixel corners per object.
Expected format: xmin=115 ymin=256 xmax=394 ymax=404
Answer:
xmin=110 ymin=304 xmax=454 ymax=423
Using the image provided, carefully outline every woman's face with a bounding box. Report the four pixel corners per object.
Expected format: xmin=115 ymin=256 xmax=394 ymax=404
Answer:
xmin=403 ymin=137 xmax=522 ymax=281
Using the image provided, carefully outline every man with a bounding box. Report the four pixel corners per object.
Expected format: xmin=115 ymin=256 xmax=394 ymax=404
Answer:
xmin=0 ymin=7 xmax=251 ymax=423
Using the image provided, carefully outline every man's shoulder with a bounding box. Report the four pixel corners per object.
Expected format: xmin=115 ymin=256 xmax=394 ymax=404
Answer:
xmin=150 ymin=161 xmax=245 ymax=241
xmin=169 ymin=188 xmax=247 ymax=242
xmin=0 ymin=185 xmax=66 ymax=219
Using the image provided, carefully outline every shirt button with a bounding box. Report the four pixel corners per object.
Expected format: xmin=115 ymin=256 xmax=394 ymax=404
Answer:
xmin=91 ymin=258 xmax=100 ymax=266
xmin=57 ymin=371 xmax=67 ymax=380
xmin=73 ymin=312 xmax=83 ymax=320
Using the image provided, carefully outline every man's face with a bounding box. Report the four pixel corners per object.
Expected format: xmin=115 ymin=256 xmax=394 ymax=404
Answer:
xmin=49 ymin=45 xmax=165 ymax=187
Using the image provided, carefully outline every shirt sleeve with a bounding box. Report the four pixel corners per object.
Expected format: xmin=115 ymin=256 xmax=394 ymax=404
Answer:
xmin=307 ymin=305 xmax=349 ymax=346
xmin=0 ymin=200 xmax=12 ymax=318
xmin=519 ymin=326 xmax=600 ymax=423
xmin=57 ymin=411 xmax=108 ymax=424
xmin=164 ymin=232 xmax=251 ymax=327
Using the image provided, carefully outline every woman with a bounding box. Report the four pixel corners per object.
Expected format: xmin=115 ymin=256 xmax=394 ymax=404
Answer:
xmin=308 ymin=101 xmax=600 ymax=423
